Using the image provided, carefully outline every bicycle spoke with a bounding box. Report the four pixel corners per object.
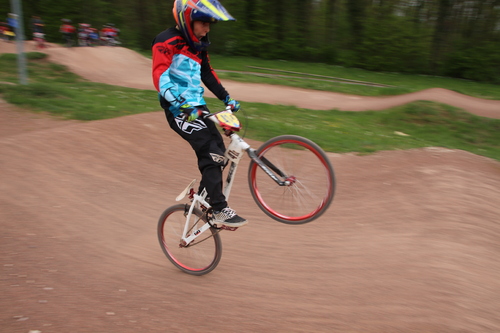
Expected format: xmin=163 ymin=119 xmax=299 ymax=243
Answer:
xmin=248 ymin=135 xmax=335 ymax=224
xmin=158 ymin=204 xmax=222 ymax=275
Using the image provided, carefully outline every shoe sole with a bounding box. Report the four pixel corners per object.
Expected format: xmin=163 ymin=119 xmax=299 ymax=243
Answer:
xmin=214 ymin=220 xmax=248 ymax=228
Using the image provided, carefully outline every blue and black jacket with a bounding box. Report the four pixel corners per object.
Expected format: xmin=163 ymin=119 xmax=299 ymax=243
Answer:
xmin=152 ymin=27 xmax=229 ymax=117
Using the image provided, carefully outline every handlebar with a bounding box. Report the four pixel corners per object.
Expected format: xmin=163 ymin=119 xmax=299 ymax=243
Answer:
xmin=202 ymin=106 xmax=233 ymax=124
xmin=180 ymin=106 xmax=241 ymax=133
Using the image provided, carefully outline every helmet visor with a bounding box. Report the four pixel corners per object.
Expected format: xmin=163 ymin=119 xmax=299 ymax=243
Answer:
xmin=189 ymin=0 xmax=235 ymax=22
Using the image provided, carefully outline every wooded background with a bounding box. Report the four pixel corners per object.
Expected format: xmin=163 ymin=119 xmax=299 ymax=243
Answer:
xmin=2 ymin=0 xmax=500 ymax=83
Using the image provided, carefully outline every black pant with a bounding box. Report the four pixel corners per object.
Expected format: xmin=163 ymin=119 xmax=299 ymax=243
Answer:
xmin=165 ymin=110 xmax=227 ymax=211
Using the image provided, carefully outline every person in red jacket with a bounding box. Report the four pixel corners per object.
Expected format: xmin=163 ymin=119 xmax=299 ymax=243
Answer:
xmin=60 ymin=19 xmax=76 ymax=47
xmin=152 ymin=0 xmax=247 ymax=227
xmin=77 ymin=23 xmax=92 ymax=46
xmin=0 ymin=22 xmax=8 ymax=41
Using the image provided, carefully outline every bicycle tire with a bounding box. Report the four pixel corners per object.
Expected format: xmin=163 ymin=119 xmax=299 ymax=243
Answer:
xmin=157 ymin=204 xmax=222 ymax=275
xmin=248 ymin=135 xmax=335 ymax=224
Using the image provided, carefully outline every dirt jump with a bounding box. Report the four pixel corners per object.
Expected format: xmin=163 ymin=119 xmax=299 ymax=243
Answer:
xmin=1 ymin=42 xmax=500 ymax=332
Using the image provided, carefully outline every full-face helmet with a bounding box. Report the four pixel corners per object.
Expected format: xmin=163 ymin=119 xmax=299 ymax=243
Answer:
xmin=172 ymin=0 xmax=235 ymax=51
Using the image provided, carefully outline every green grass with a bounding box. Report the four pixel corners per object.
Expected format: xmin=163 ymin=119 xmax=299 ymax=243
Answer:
xmin=208 ymin=55 xmax=500 ymax=100
xmin=132 ymin=50 xmax=500 ymax=100
xmin=0 ymin=53 xmax=159 ymax=120
xmin=233 ymin=101 xmax=500 ymax=160
xmin=1 ymin=52 xmax=499 ymax=161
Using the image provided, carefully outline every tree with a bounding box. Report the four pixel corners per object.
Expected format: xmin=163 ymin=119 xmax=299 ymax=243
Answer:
xmin=1 ymin=0 xmax=498 ymax=82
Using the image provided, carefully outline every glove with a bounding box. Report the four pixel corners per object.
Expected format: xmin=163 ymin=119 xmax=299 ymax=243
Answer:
xmin=223 ymin=96 xmax=240 ymax=112
xmin=180 ymin=104 xmax=203 ymax=122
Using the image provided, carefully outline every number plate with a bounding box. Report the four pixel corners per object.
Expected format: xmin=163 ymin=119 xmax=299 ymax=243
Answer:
xmin=215 ymin=112 xmax=240 ymax=130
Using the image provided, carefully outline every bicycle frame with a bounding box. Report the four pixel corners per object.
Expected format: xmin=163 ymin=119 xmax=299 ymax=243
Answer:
xmin=176 ymin=109 xmax=290 ymax=246
xmin=159 ymin=106 xmax=336 ymax=275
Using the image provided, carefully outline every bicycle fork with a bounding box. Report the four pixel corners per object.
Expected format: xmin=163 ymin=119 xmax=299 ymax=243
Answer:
xmin=246 ymin=149 xmax=294 ymax=186
xmin=226 ymin=133 xmax=292 ymax=188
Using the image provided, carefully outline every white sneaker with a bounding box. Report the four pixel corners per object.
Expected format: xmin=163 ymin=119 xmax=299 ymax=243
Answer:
xmin=212 ymin=207 xmax=248 ymax=227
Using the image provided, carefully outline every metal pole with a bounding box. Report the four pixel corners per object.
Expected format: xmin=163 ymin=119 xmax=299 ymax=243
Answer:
xmin=9 ymin=0 xmax=28 ymax=85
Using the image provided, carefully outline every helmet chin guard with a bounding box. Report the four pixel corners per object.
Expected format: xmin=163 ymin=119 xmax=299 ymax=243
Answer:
xmin=172 ymin=0 xmax=235 ymax=51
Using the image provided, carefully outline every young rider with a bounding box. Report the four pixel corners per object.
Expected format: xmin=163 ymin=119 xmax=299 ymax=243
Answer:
xmin=151 ymin=0 xmax=247 ymax=227
xmin=31 ymin=16 xmax=45 ymax=49
xmin=77 ymin=23 xmax=92 ymax=46
xmin=60 ymin=19 xmax=76 ymax=46
xmin=100 ymin=24 xmax=117 ymax=45
xmin=31 ymin=16 xmax=44 ymax=34
xmin=0 ymin=22 xmax=9 ymax=41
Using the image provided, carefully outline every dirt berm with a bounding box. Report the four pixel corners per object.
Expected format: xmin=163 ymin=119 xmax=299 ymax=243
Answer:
xmin=1 ymin=42 xmax=500 ymax=332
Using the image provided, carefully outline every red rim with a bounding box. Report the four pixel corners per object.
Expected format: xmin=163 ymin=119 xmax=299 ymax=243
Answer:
xmin=250 ymin=138 xmax=333 ymax=222
xmin=159 ymin=211 xmax=217 ymax=272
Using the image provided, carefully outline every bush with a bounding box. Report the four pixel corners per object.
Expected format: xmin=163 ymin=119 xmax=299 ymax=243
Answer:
xmin=355 ymin=14 xmax=431 ymax=74
xmin=443 ymin=41 xmax=500 ymax=84
xmin=26 ymin=52 xmax=48 ymax=60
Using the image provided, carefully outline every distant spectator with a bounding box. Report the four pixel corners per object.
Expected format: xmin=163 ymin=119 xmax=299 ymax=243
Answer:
xmin=60 ymin=18 xmax=76 ymax=47
xmin=111 ymin=24 xmax=121 ymax=44
xmin=78 ymin=23 xmax=92 ymax=46
xmin=3 ymin=15 xmax=16 ymax=42
xmin=100 ymin=24 xmax=112 ymax=37
xmin=99 ymin=23 xmax=120 ymax=45
xmin=108 ymin=23 xmax=120 ymax=38
xmin=0 ymin=22 xmax=8 ymax=41
xmin=31 ymin=15 xmax=44 ymax=34
xmin=7 ymin=13 xmax=17 ymax=32
xmin=89 ymin=28 xmax=99 ymax=46
xmin=4 ymin=27 xmax=15 ymax=42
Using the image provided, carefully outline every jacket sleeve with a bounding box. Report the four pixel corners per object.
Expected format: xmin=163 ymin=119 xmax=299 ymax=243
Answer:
xmin=200 ymin=52 xmax=229 ymax=101
xmin=152 ymin=37 xmax=186 ymax=109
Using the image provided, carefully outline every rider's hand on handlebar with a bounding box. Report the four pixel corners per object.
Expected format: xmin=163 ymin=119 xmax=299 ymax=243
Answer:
xmin=223 ymin=96 xmax=240 ymax=112
xmin=180 ymin=104 xmax=203 ymax=122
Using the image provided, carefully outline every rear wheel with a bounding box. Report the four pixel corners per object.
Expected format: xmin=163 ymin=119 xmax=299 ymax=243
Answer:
xmin=158 ymin=204 xmax=222 ymax=275
xmin=248 ymin=135 xmax=335 ymax=224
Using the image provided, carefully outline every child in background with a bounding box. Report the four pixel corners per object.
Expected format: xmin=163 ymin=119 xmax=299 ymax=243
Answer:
xmin=0 ymin=22 xmax=8 ymax=41
xmin=60 ymin=19 xmax=76 ymax=46
xmin=89 ymin=28 xmax=99 ymax=46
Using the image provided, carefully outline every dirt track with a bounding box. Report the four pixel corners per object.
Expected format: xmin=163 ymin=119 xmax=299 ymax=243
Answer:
xmin=2 ymin=41 xmax=500 ymax=119
xmin=1 ymin=42 xmax=500 ymax=332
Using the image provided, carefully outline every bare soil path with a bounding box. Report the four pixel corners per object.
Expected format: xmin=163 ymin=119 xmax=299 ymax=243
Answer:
xmin=1 ymin=41 xmax=500 ymax=333
xmin=2 ymin=41 xmax=500 ymax=119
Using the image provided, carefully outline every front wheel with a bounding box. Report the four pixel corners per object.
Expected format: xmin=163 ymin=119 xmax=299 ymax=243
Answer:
xmin=248 ymin=135 xmax=335 ymax=224
xmin=158 ymin=204 xmax=222 ymax=275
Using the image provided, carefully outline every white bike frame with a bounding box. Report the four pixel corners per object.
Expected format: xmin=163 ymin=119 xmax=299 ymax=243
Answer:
xmin=176 ymin=110 xmax=251 ymax=246
xmin=175 ymin=109 xmax=296 ymax=246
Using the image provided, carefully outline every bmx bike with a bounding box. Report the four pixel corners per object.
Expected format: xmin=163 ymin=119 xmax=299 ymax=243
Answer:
xmin=157 ymin=108 xmax=336 ymax=275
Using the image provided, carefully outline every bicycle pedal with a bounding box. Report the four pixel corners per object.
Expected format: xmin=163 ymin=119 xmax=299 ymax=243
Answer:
xmin=219 ymin=225 xmax=239 ymax=231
